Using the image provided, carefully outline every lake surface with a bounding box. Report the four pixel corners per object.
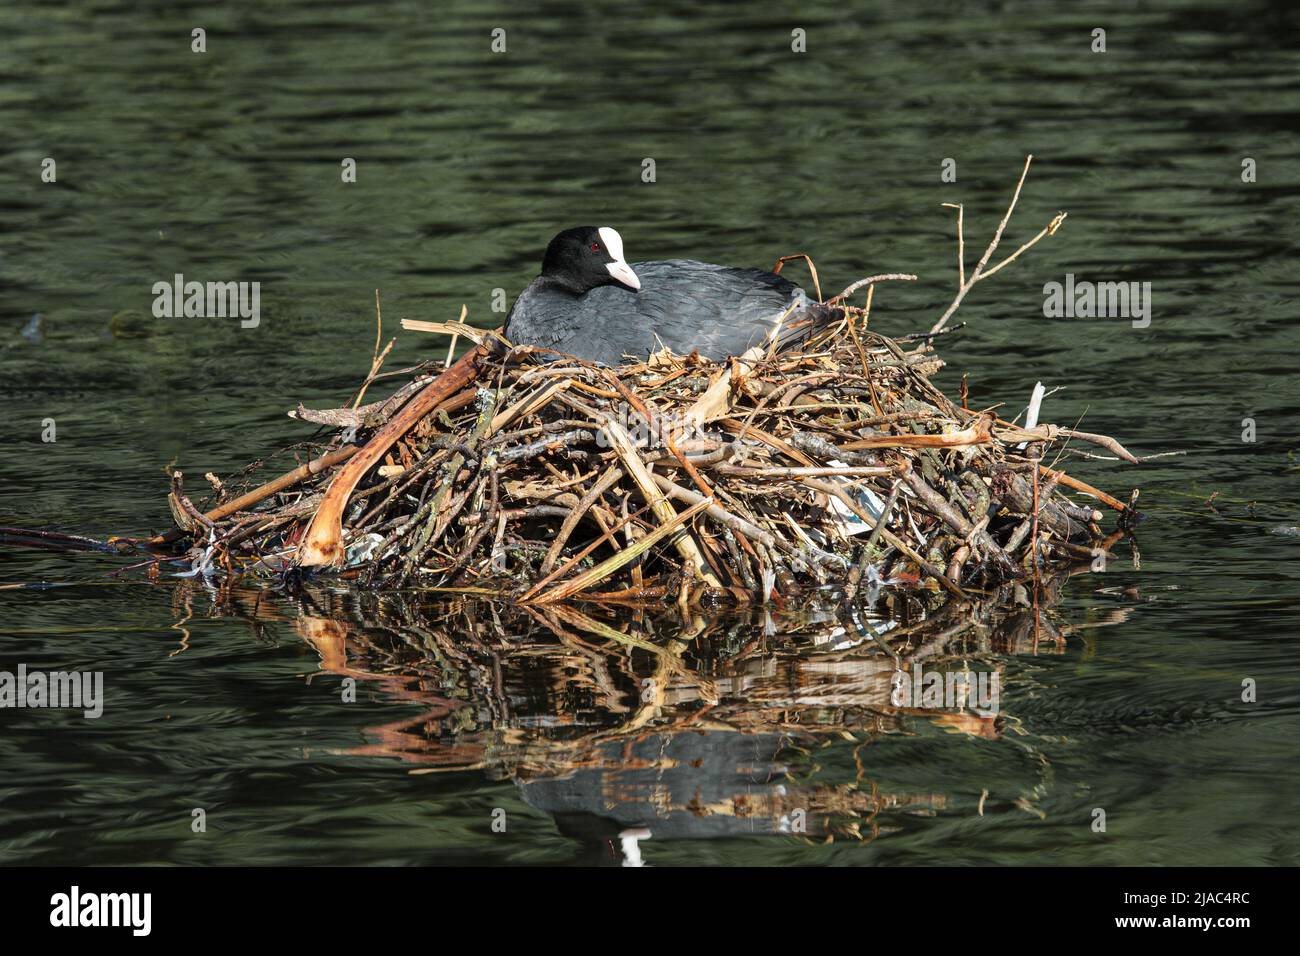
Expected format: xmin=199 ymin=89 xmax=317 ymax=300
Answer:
xmin=1 ymin=0 xmax=1297 ymax=865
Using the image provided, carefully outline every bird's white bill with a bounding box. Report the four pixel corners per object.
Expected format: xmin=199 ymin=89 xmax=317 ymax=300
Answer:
xmin=598 ymin=225 xmax=640 ymax=290
xmin=605 ymin=257 xmax=641 ymax=290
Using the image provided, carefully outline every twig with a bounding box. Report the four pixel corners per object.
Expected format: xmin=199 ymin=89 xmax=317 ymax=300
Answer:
xmin=929 ymin=155 xmax=1066 ymax=335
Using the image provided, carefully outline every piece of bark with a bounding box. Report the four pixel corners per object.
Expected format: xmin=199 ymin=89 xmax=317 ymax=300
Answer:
xmin=297 ymin=345 xmax=486 ymax=568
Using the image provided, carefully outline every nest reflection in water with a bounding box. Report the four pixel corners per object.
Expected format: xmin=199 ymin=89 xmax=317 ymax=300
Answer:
xmin=202 ymin=564 xmax=1133 ymax=856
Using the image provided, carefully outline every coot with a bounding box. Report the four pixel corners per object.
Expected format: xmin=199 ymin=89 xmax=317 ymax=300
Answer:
xmin=503 ymin=226 xmax=843 ymax=366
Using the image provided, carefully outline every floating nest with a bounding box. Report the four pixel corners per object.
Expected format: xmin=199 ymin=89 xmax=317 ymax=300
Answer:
xmin=127 ymin=157 xmax=1143 ymax=605
xmin=140 ymin=311 xmax=1141 ymax=604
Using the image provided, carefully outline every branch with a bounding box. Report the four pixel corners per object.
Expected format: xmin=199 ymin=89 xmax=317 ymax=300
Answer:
xmin=929 ymin=155 xmax=1066 ymax=335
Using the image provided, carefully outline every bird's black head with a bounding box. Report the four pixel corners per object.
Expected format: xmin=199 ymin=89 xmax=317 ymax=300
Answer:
xmin=540 ymin=226 xmax=641 ymax=295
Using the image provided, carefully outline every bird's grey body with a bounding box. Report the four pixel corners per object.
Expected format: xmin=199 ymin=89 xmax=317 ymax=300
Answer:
xmin=506 ymin=259 xmax=835 ymax=366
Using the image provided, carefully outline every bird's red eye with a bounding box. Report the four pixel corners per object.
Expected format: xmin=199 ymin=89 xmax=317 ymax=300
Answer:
xmin=590 ymin=242 xmax=600 ymax=252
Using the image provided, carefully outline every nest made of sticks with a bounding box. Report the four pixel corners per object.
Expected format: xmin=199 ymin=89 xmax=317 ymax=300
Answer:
xmin=138 ymin=158 xmax=1143 ymax=605
xmin=149 ymin=308 xmax=1141 ymax=605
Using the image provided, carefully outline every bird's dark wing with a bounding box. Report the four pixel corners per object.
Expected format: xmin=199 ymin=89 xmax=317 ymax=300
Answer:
xmin=504 ymin=279 xmax=630 ymax=365
xmin=583 ymin=260 xmax=813 ymax=360
xmin=504 ymin=260 xmax=839 ymax=366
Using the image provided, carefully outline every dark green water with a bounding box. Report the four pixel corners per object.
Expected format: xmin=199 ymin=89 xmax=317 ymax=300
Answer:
xmin=1 ymin=0 xmax=1297 ymax=865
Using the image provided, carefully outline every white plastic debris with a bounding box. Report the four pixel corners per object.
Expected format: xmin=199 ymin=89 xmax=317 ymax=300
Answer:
xmin=825 ymin=459 xmax=888 ymax=536
xmin=345 ymin=532 xmax=387 ymax=567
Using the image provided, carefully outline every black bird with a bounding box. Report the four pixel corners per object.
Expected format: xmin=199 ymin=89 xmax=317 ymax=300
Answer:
xmin=503 ymin=226 xmax=842 ymax=366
